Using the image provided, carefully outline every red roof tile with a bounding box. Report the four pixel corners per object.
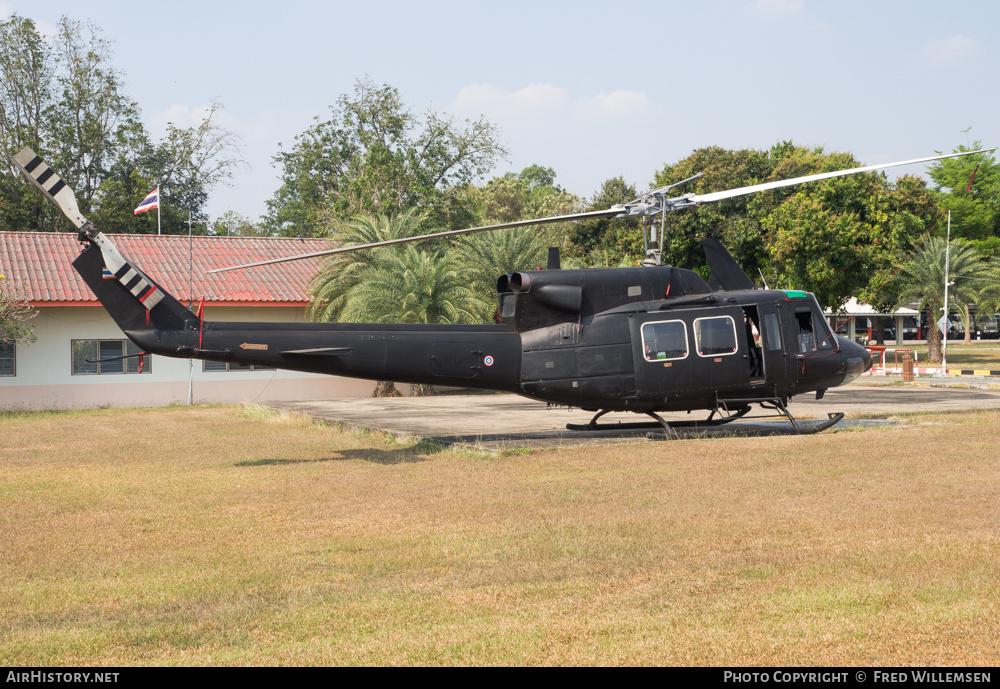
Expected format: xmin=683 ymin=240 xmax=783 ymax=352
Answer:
xmin=0 ymin=232 xmax=335 ymax=305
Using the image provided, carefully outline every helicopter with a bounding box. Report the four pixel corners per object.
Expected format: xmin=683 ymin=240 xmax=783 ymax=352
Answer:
xmin=13 ymin=146 xmax=989 ymax=435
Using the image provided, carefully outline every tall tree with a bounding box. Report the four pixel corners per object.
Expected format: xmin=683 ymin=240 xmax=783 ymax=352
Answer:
xmin=644 ymin=143 xmax=938 ymax=310
xmin=926 ymin=140 xmax=999 ymax=246
xmin=0 ymin=15 xmax=55 ymax=231
xmin=0 ymin=15 xmax=245 ymax=235
xmin=650 ymin=145 xmax=775 ymax=276
xmin=566 ymin=176 xmax=640 ymax=266
xmin=266 ymin=78 xmax=507 ymax=237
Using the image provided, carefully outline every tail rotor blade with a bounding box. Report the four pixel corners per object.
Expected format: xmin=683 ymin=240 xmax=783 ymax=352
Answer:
xmin=13 ymin=147 xmax=89 ymax=229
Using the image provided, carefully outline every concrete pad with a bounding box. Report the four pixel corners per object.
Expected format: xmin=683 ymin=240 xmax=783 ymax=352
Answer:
xmin=269 ymin=384 xmax=1000 ymax=452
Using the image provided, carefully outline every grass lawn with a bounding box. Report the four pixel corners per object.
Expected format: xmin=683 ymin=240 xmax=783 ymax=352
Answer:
xmin=1 ymin=404 xmax=998 ymax=666
xmin=869 ymin=343 xmax=1000 ymax=369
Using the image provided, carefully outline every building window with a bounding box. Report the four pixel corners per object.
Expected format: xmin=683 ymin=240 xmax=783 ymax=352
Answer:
xmin=0 ymin=341 xmax=14 ymax=376
xmin=202 ymin=360 xmax=275 ymax=372
xmin=72 ymin=339 xmax=151 ymax=375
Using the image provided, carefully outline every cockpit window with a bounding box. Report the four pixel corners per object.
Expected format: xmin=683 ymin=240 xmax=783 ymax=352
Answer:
xmin=794 ymin=300 xmax=834 ymax=352
xmin=642 ymin=320 xmax=688 ymax=361
xmin=694 ymin=316 xmax=738 ymax=357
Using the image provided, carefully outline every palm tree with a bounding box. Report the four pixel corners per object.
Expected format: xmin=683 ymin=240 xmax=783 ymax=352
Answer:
xmin=895 ymin=237 xmax=985 ymax=362
xmin=308 ymin=208 xmax=433 ymax=323
xmin=309 ymin=210 xmax=484 ymax=395
xmin=340 ymin=245 xmax=486 ymax=325
xmin=974 ymin=258 xmax=1000 ymax=335
xmin=456 ymin=227 xmax=552 ymax=321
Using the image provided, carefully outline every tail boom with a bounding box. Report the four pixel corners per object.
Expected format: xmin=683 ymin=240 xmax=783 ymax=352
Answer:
xmin=126 ymin=322 xmax=523 ymax=392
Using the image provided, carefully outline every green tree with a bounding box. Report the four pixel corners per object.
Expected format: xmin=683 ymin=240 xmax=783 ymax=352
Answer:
xmin=767 ymin=172 xmax=938 ymax=311
xmin=566 ymin=176 xmax=641 ymax=266
xmin=455 ymin=164 xmax=580 ymax=285
xmin=0 ymin=14 xmax=54 ymax=231
xmin=651 ymin=145 xmax=775 ymax=276
xmin=926 ymin=140 xmax=999 ymax=245
xmin=266 ymin=78 xmax=507 ymax=237
xmin=644 ymin=143 xmax=939 ymax=309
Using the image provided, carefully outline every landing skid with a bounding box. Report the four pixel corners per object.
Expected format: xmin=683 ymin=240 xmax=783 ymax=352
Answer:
xmin=565 ymin=402 xmax=845 ymax=437
xmin=566 ymin=405 xmax=751 ymax=433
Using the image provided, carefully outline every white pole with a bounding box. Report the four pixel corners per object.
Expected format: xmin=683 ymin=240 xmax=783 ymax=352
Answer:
xmin=157 ymin=185 xmax=161 ymax=236
xmin=188 ymin=211 xmax=194 ymax=405
xmin=942 ymin=210 xmax=951 ymax=374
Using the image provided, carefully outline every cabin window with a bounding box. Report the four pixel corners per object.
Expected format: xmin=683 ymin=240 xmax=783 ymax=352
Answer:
xmin=0 ymin=341 xmax=15 ymax=376
xmin=694 ymin=316 xmax=738 ymax=357
xmin=764 ymin=313 xmax=783 ymax=352
xmin=641 ymin=320 xmax=688 ymax=361
xmin=203 ymin=361 xmax=275 ymax=372
xmin=71 ymin=339 xmax=151 ymax=375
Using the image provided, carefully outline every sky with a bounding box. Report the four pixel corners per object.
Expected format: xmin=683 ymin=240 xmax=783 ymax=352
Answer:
xmin=4 ymin=0 xmax=998 ymax=225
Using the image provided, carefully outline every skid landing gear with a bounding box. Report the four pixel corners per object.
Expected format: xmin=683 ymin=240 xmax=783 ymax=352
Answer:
xmin=757 ymin=399 xmax=844 ymax=434
xmin=565 ymin=401 xmax=845 ymax=437
xmin=566 ymin=405 xmax=751 ymax=433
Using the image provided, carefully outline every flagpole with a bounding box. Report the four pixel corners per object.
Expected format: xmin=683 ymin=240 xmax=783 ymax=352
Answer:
xmin=157 ymin=184 xmax=162 ymax=236
xmin=188 ymin=211 xmax=193 ymax=406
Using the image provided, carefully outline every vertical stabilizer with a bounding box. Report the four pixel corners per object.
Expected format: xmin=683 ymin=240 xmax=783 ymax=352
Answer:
xmin=73 ymin=240 xmax=195 ymax=333
xmin=702 ymin=238 xmax=757 ymax=291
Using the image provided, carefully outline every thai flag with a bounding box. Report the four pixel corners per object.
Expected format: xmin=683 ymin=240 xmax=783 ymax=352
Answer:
xmin=134 ymin=187 xmax=159 ymax=215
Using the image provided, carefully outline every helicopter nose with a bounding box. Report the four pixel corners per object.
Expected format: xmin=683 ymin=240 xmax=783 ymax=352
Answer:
xmin=838 ymin=336 xmax=872 ymax=384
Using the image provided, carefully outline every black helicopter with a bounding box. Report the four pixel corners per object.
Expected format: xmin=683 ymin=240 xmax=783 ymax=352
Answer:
xmin=13 ymin=147 xmax=986 ymax=434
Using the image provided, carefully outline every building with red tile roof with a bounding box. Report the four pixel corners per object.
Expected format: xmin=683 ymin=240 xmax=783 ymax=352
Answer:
xmin=0 ymin=232 xmax=376 ymax=408
xmin=1 ymin=232 xmax=334 ymax=306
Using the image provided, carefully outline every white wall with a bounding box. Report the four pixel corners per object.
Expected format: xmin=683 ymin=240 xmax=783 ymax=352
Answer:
xmin=0 ymin=305 xmax=375 ymax=410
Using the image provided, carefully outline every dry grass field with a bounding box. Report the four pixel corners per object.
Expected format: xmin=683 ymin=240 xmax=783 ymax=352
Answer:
xmin=1 ymin=403 xmax=998 ymax=666
xmin=895 ymin=343 xmax=1000 ymax=369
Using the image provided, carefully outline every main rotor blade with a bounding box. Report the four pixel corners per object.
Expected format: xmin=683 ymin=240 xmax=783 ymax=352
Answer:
xmin=208 ymin=208 xmax=621 ymax=273
xmin=686 ymin=149 xmax=994 ymax=205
